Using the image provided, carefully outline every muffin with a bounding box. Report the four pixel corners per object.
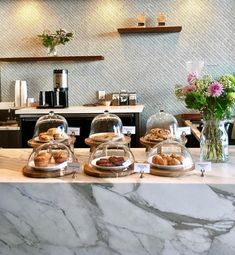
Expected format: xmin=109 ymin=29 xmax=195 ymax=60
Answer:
xmin=53 ymin=150 xmax=68 ymax=164
xmin=34 ymin=152 xmax=51 ymax=167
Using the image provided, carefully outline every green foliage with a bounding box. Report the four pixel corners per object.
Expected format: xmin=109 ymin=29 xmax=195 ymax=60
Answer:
xmin=38 ymin=28 xmax=74 ymax=48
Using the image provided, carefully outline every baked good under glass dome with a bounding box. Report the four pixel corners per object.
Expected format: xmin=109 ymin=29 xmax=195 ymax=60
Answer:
xmin=27 ymin=142 xmax=75 ymax=171
xmin=88 ymin=142 xmax=135 ymax=171
xmin=147 ymin=139 xmax=194 ymax=171
xmin=89 ymin=110 xmax=124 ymax=142
xmin=144 ymin=110 xmax=179 ymax=142
xmin=32 ymin=111 xmax=69 ymax=142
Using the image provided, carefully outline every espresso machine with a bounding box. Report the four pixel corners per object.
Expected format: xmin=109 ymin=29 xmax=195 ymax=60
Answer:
xmin=53 ymin=69 xmax=69 ymax=108
xmin=38 ymin=69 xmax=69 ymax=108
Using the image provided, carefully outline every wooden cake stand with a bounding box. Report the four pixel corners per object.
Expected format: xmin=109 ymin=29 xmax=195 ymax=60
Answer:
xmin=150 ymin=165 xmax=194 ymax=177
xmin=85 ymin=136 xmax=131 ymax=152
xmin=22 ymin=166 xmax=75 ymax=178
xmin=84 ymin=163 xmax=134 ymax=178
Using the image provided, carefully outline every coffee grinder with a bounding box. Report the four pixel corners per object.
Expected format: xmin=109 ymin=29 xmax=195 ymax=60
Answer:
xmin=53 ymin=69 xmax=69 ymax=108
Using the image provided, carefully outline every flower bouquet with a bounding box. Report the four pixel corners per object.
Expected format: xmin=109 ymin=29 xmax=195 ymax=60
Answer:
xmin=175 ymin=72 xmax=235 ymax=162
xmin=38 ymin=28 xmax=74 ymax=56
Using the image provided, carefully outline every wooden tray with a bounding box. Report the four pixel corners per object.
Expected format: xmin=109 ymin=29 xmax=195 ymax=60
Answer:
xmin=84 ymin=163 xmax=134 ymax=178
xmin=85 ymin=136 xmax=131 ymax=152
xmin=150 ymin=166 xmax=194 ymax=177
xmin=22 ymin=166 xmax=74 ymax=178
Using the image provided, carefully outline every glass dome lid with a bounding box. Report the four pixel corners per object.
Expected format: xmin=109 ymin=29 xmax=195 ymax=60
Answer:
xmin=147 ymin=140 xmax=194 ymax=171
xmin=27 ymin=142 xmax=75 ymax=171
xmin=88 ymin=142 xmax=135 ymax=171
xmin=144 ymin=110 xmax=179 ymax=142
xmin=33 ymin=111 xmax=69 ymax=142
xmin=89 ymin=110 xmax=123 ymax=142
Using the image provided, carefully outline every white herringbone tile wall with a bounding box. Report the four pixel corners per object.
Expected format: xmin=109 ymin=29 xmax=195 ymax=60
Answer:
xmin=0 ymin=0 xmax=234 ymax=132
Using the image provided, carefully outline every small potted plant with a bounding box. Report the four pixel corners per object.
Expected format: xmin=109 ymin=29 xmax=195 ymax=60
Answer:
xmin=38 ymin=28 xmax=74 ymax=56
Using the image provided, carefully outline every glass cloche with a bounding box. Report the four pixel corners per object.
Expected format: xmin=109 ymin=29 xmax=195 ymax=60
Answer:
xmin=33 ymin=111 xmax=69 ymax=142
xmin=89 ymin=110 xmax=124 ymax=142
xmin=27 ymin=142 xmax=76 ymax=171
xmin=144 ymin=110 xmax=179 ymax=142
xmin=147 ymin=140 xmax=194 ymax=171
xmin=88 ymin=142 xmax=135 ymax=171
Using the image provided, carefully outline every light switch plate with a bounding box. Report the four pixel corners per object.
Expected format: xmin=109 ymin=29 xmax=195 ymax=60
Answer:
xmin=98 ymin=90 xmax=105 ymax=100
xmin=68 ymin=127 xmax=80 ymax=136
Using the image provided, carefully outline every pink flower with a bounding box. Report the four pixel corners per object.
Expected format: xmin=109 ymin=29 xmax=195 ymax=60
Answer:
xmin=187 ymin=72 xmax=198 ymax=84
xmin=207 ymin=81 xmax=224 ymax=97
xmin=182 ymin=84 xmax=196 ymax=94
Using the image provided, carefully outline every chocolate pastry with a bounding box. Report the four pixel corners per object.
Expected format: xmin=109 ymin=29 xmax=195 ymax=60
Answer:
xmin=109 ymin=156 xmax=125 ymax=166
xmin=96 ymin=158 xmax=113 ymax=167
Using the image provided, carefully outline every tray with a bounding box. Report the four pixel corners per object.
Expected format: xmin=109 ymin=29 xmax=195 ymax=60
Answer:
xmin=91 ymin=157 xmax=131 ymax=171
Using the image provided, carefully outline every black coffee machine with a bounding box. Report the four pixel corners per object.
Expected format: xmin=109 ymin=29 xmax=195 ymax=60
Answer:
xmin=38 ymin=69 xmax=69 ymax=108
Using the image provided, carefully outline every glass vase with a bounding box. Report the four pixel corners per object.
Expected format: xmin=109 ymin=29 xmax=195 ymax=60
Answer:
xmin=47 ymin=45 xmax=57 ymax=56
xmin=200 ymin=119 xmax=229 ymax=162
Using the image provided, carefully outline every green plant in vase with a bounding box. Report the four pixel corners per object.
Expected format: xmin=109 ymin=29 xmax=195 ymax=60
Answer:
xmin=175 ymin=73 xmax=235 ymax=162
xmin=38 ymin=28 xmax=74 ymax=56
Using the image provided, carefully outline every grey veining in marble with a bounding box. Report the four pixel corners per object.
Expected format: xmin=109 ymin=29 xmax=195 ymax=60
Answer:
xmin=1 ymin=183 xmax=235 ymax=255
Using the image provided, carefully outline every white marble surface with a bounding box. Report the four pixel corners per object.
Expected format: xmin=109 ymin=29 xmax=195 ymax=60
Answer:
xmin=15 ymin=105 xmax=145 ymax=115
xmin=1 ymin=148 xmax=235 ymax=254
xmin=0 ymin=182 xmax=235 ymax=254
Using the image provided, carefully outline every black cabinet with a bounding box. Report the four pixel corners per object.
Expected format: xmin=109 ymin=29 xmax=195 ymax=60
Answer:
xmin=19 ymin=112 xmax=141 ymax=148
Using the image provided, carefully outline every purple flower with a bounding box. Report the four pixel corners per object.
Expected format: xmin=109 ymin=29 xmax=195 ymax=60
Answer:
xmin=187 ymin=72 xmax=198 ymax=84
xmin=182 ymin=84 xmax=196 ymax=94
xmin=207 ymin=81 xmax=224 ymax=97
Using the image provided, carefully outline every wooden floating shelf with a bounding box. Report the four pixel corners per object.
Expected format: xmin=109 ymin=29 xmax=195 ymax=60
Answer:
xmin=118 ymin=26 xmax=182 ymax=34
xmin=0 ymin=56 xmax=104 ymax=62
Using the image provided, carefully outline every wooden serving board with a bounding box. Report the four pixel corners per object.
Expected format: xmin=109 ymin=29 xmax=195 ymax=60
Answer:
xmin=22 ymin=166 xmax=74 ymax=178
xmin=150 ymin=166 xmax=194 ymax=177
xmin=85 ymin=136 xmax=131 ymax=152
xmin=84 ymin=163 xmax=134 ymax=178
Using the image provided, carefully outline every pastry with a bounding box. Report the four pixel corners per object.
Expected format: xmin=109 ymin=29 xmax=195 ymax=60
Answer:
xmin=96 ymin=156 xmax=125 ymax=167
xmin=152 ymin=153 xmax=184 ymax=166
xmin=109 ymin=156 xmax=125 ymax=166
xmin=47 ymin=127 xmax=61 ymax=136
xmin=38 ymin=133 xmax=53 ymax=142
xmin=53 ymin=151 xmax=68 ymax=164
xmin=96 ymin=158 xmax=114 ymax=167
xmin=92 ymin=133 xmax=120 ymax=141
xmin=53 ymin=133 xmax=66 ymax=140
xmin=144 ymin=128 xmax=170 ymax=142
xmin=34 ymin=152 xmax=51 ymax=167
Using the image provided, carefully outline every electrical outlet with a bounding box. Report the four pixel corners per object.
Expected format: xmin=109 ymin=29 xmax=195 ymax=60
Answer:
xmin=98 ymin=90 xmax=105 ymax=100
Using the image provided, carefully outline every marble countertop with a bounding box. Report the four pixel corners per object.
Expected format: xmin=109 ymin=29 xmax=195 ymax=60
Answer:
xmin=0 ymin=147 xmax=235 ymax=183
xmin=15 ymin=105 xmax=145 ymax=115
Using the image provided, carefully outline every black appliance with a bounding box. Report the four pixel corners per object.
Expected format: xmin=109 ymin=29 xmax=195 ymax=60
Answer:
xmin=38 ymin=69 xmax=69 ymax=108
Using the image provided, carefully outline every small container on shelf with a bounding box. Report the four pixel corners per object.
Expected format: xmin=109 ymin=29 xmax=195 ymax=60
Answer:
xmin=111 ymin=93 xmax=120 ymax=106
xmin=137 ymin=13 xmax=146 ymax=27
xmin=157 ymin=13 xmax=167 ymax=26
xmin=119 ymin=90 xmax=129 ymax=105
xmin=128 ymin=92 xmax=137 ymax=105
xmin=147 ymin=139 xmax=194 ymax=176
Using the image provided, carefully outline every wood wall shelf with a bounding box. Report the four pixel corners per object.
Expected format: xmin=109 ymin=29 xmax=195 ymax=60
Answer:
xmin=118 ymin=26 xmax=182 ymax=34
xmin=0 ymin=56 xmax=104 ymax=62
